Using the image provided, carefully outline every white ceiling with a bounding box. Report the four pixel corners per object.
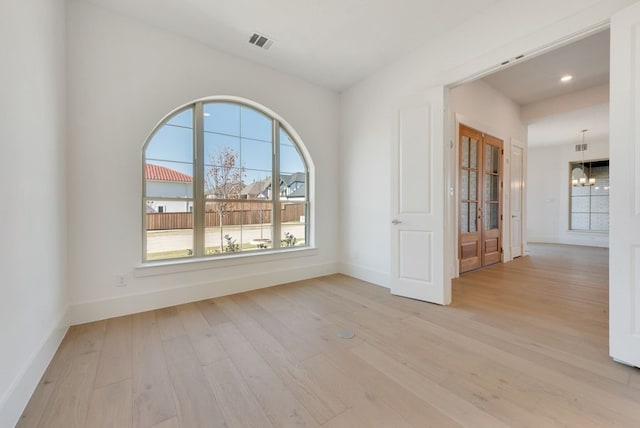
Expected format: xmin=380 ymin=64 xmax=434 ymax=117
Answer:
xmin=482 ymin=30 xmax=610 ymax=105
xmin=527 ymin=103 xmax=609 ymax=148
xmin=481 ymin=30 xmax=610 ymax=147
xmin=82 ymin=0 xmax=500 ymax=91
xmin=82 ymin=0 xmax=610 ymax=148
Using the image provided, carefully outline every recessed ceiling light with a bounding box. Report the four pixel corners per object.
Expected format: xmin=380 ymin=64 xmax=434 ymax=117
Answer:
xmin=561 ymin=75 xmax=573 ymax=82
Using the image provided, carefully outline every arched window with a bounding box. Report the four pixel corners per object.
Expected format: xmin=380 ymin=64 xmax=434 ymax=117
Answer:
xmin=143 ymin=97 xmax=310 ymax=261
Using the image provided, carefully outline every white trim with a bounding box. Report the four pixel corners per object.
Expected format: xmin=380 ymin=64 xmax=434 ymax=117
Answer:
xmin=135 ymin=246 xmax=318 ymax=277
xmin=69 ymin=262 xmax=338 ymax=325
xmin=142 ymin=95 xmax=315 ymax=262
xmin=0 ymin=308 xmax=69 ymax=428
xmin=338 ymin=262 xmax=391 ymax=288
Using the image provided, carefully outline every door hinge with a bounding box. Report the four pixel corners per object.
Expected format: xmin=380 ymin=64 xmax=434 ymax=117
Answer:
xmin=501 ymin=149 xmax=504 ymax=155
xmin=500 ymin=214 xmax=503 ymax=221
xmin=501 ymin=247 xmax=504 ymax=253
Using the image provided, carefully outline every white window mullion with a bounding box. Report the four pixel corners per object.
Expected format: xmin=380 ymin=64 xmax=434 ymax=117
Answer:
xmin=273 ymin=120 xmax=281 ymax=249
xmin=194 ymin=102 xmax=205 ymax=256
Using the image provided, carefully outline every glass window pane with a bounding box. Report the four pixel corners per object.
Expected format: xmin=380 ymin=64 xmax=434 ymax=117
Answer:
xmin=470 ymin=138 xmax=478 ymax=169
xmin=205 ymin=201 xmax=242 ymax=254
xmin=485 ymin=203 xmax=490 ymax=231
xmin=490 ymin=203 xmax=499 ymax=229
xmin=590 ymin=214 xmax=609 ymax=231
xmin=461 ymin=136 xmax=469 ymax=168
xmin=484 ymin=144 xmax=492 ymax=172
xmin=491 ymin=175 xmax=499 ymax=201
xmin=166 ymin=108 xmax=193 ymax=128
xmin=241 ymin=107 xmax=272 ymax=142
xmin=591 ymin=165 xmax=608 ymax=179
xmin=145 ymin=109 xmax=193 ymax=199
xmin=204 ymin=133 xmax=240 ymax=164
xmin=569 ymin=160 xmax=609 ymax=231
xmin=242 ymin=138 xmax=272 ymax=171
xmin=243 ymin=202 xmax=273 ymax=250
xmin=280 ymin=129 xmax=306 ymax=174
xmin=469 ymin=202 xmax=477 ymax=233
xmin=461 ymin=170 xmax=469 ymax=200
xmin=280 ymin=172 xmax=306 ymax=200
xmin=204 ymin=161 xmax=244 ymax=199
xmin=461 ymin=202 xmax=469 ymax=233
xmin=241 ymin=170 xmax=272 ymax=200
xmin=280 ymin=202 xmax=306 ymax=247
xmin=145 ymin=204 xmax=193 ymax=260
xmin=145 ymin=162 xmax=193 ymax=198
xmin=204 ymin=103 xmax=240 ymax=136
xmin=592 ymin=179 xmax=609 ymax=195
xmin=470 ymin=171 xmax=478 ymax=201
xmin=146 ymin=109 xmax=193 ymax=164
xmin=571 ymin=213 xmax=589 ymax=230
xmin=590 ymin=195 xmax=608 ymax=213
xmin=571 ymin=196 xmax=589 ymax=213
xmin=492 ymin=146 xmax=500 ymax=173
xmin=571 ymin=184 xmax=590 ymax=197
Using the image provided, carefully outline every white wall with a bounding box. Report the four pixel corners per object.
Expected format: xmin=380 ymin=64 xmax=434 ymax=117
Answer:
xmin=66 ymin=1 xmax=340 ymax=323
xmin=339 ymin=0 xmax=635 ymax=288
xmin=0 ymin=1 xmax=68 ymax=426
xmin=450 ymin=79 xmax=528 ymax=263
xmin=527 ymin=139 xmax=609 ymax=247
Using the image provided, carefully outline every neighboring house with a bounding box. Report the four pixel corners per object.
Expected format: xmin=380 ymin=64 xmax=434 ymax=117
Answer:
xmin=281 ymin=172 xmax=306 ymax=200
xmin=239 ymin=173 xmax=306 ymax=200
xmin=240 ymin=178 xmax=272 ymax=199
xmin=145 ymin=164 xmax=194 ymax=213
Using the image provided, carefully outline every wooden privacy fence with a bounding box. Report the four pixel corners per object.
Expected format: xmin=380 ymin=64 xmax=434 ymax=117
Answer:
xmin=146 ymin=204 xmax=305 ymax=230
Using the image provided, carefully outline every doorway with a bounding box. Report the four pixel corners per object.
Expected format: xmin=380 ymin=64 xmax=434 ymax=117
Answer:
xmin=458 ymin=124 xmax=503 ymax=273
xmin=510 ymin=142 xmax=524 ymax=258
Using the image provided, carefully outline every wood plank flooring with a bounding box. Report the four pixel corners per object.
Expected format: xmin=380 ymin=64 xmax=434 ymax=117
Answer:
xmin=17 ymin=244 xmax=640 ymax=427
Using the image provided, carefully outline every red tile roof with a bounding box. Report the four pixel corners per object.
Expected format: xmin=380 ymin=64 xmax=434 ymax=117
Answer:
xmin=145 ymin=164 xmax=192 ymax=182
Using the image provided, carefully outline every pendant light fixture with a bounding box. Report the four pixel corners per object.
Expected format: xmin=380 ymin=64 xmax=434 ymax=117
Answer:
xmin=572 ymin=129 xmax=595 ymax=186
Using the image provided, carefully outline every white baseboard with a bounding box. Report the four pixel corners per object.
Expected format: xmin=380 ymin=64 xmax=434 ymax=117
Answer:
xmin=527 ymin=236 xmax=609 ymax=248
xmin=338 ymin=262 xmax=390 ymax=288
xmin=68 ymin=262 xmax=339 ymax=325
xmin=0 ymin=308 xmax=69 ymax=428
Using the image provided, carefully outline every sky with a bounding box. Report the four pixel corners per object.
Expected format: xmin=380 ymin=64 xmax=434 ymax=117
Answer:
xmin=145 ymin=103 xmax=306 ymax=186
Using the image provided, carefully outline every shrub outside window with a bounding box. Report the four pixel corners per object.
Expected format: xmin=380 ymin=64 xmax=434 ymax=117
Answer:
xmin=143 ymin=98 xmax=310 ymax=261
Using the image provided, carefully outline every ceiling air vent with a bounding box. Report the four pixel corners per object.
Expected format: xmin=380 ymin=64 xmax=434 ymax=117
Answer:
xmin=575 ymin=143 xmax=588 ymax=152
xmin=248 ymin=32 xmax=273 ymax=50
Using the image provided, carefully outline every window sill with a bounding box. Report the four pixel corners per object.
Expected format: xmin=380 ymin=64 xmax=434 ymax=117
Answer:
xmin=567 ymin=230 xmax=609 ymax=235
xmin=134 ymin=246 xmax=317 ymax=278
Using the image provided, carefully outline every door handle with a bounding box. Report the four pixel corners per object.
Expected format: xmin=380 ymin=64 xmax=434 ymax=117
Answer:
xmin=391 ymin=219 xmax=402 ymax=225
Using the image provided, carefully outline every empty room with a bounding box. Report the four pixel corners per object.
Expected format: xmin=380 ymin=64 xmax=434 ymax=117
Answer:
xmin=2 ymin=0 xmax=640 ymax=427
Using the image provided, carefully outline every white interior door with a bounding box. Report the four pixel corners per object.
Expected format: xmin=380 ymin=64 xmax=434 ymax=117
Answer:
xmin=510 ymin=142 xmax=524 ymax=258
xmin=390 ymin=86 xmax=450 ymax=304
xmin=610 ymin=2 xmax=640 ymax=368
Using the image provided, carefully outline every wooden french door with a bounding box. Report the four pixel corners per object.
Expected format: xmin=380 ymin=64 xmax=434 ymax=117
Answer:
xmin=459 ymin=124 xmax=502 ymax=273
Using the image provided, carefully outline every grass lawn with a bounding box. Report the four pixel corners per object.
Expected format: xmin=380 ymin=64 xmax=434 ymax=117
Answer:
xmin=147 ymin=239 xmax=305 ymax=261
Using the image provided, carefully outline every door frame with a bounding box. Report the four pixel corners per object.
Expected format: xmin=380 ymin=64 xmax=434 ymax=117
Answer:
xmin=452 ymin=114 xmax=510 ymax=277
xmin=510 ymin=139 xmax=526 ymax=258
xmin=457 ymin=123 xmax=504 ymax=273
xmin=445 ymin=23 xmax=609 ymax=280
xmin=388 ymin=2 xmax=633 ymax=365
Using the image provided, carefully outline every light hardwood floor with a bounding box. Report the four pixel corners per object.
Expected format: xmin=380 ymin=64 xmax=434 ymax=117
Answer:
xmin=17 ymin=244 xmax=640 ymax=427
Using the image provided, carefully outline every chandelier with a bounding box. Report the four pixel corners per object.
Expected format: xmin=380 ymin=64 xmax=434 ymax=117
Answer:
xmin=572 ymin=129 xmax=595 ymax=186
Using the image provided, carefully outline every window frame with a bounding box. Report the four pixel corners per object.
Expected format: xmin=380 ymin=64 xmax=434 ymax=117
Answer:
xmin=142 ymin=96 xmax=312 ymax=263
xmin=568 ymin=158 xmax=609 ymax=232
